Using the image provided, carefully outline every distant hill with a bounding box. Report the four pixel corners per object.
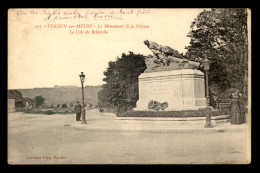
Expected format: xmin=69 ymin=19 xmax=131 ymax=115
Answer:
xmin=18 ymin=86 xmax=102 ymax=106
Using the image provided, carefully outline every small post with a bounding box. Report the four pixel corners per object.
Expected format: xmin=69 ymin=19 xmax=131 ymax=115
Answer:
xmin=204 ymin=110 xmax=213 ymax=128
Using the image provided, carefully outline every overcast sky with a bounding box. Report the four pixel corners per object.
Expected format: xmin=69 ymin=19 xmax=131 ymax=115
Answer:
xmin=8 ymin=8 xmax=204 ymax=89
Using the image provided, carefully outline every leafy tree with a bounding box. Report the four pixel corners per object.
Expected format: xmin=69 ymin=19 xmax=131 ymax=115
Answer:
xmin=98 ymin=52 xmax=146 ymax=114
xmin=62 ymin=103 xmax=67 ymax=108
xmin=70 ymin=103 xmax=74 ymax=107
xmin=50 ymin=104 xmax=54 ymax=108
xmin=185 ymin=8 xmax=248 ymax=99
xmin=34 ymin=95 xmax=45 ymax=108
xmin=8 ymin=90 xmax=23 ymax=98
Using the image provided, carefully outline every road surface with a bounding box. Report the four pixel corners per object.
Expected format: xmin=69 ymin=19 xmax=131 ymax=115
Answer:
xmin=8 ymin=111 xmax=250 ymax=164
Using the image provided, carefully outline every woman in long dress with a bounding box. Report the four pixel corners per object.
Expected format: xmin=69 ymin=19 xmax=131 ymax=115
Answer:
xmin=230 ymin=91 xmax=242 ymax=124
xmin=239 ymin=93 xmax=247 ymax=124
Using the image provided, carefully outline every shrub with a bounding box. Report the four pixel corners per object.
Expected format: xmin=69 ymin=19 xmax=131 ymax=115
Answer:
xmin=62 ymin=104 xmax=67 ymax=108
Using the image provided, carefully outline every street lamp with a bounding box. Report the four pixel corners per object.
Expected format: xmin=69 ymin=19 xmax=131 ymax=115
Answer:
xmin=79 ymin=72 xmax=87 ymax=124
xmin=202 ymin=56 xmax=213 ymax=128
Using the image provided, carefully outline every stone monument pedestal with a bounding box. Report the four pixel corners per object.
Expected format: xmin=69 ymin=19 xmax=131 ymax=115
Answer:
xmin=134 ymin=69 xmax=207 ymax=111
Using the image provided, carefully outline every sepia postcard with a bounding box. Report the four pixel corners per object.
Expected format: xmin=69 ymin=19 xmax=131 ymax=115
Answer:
xmin=8 ymin=8 xmax=251 ymax=164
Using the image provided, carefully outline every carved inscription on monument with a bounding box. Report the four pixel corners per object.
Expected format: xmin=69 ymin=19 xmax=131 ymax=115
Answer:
xmin=141 ymin=82 xmax=172 ymax=99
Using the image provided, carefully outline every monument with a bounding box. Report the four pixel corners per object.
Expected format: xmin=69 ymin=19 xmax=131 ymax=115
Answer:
xmin=134 ymin=40 xmax=208 ymax=111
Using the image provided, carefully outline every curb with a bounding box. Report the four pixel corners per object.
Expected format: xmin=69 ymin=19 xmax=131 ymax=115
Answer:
xmin=70 ymin=123 xmax=246 ymax=133
xmin=114 ymin=115 xmax=231 ymax=121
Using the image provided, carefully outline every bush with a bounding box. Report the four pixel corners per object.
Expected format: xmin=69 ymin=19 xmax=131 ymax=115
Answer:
xmin=62 ymin=104 xmax=67 ymax=108
xmin=46 ymin=110 xmax=53 ymax=115
xmin=99 ymin=107 xmax=104 ymax=112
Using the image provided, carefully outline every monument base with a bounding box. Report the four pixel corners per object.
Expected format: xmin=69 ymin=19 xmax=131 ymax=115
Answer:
xmin=134 ymin=69 xmax=207 ymax=111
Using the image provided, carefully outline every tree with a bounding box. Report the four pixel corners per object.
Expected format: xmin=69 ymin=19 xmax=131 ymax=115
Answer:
xmin=34 ymin=96 xmax=45 ymax=108
xmin=70 ymin=103 xmax=74 ymax=107
xmin=185 ymin=8 xmax=248 ymax=99
xmin=98 ymin=52 xmax=146 ymax=114
xmin=8 ymin=90 xmax=23 ymax=98
xmin=57 ymin=104 xmax=60 ymax=108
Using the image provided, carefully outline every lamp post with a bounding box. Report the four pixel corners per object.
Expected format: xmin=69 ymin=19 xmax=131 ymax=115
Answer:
xmin=79 ymin=72 xmax=87 ymax=124
xmin=59 ymin=87 xmax=61 ymax=115
xmin=203 ymin=56 xmax=213 ymax=128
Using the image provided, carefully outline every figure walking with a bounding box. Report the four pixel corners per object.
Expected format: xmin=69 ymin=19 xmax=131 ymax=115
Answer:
xmin=230 ymin=91 xmax=243 ymax=125
xmin=74 ymin=101 xmax=82 ymax=121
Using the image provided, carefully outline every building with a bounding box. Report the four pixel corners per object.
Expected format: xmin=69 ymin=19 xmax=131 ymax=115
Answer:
xmin=8 ymin=90 xmax=27 ymax=112
xmin=8 ymin=98 xmax=15 ymax=113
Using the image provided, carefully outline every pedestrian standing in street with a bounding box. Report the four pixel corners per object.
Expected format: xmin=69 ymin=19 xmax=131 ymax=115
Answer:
xmin=230 ymin=91 xmax=242 ymax=125
xmin=74 ymin=101 xmax=81 ymax=121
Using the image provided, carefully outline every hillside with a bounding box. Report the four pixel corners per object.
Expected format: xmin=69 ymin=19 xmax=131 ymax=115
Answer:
xmin=18 ymin=86 xmax=102 ymax=106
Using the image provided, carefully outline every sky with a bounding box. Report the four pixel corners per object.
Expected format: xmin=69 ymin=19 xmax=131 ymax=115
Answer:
xmin=8 ymin=8 xmax=204 ymax=89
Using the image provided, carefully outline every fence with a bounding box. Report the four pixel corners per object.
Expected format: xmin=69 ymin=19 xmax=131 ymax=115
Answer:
xmin=218 ymin=100 xmax=231 ymax=112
